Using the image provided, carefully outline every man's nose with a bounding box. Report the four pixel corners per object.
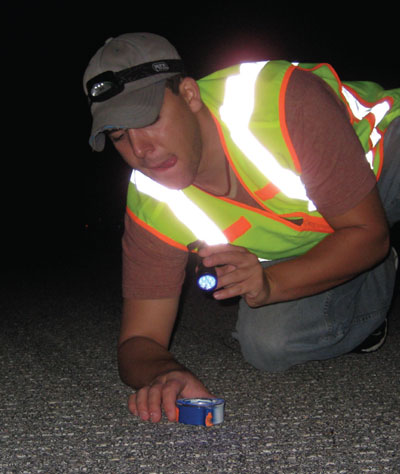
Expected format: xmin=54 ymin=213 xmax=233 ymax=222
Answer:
xmin=127 ymin=129 xmax=154 ymax=159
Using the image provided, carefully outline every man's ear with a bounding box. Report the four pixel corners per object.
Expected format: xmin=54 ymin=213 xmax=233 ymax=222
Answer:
xmin=179 ymin=77 xmax=203 ymax=113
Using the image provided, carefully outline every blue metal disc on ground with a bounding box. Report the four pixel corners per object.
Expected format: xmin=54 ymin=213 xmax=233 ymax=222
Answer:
xmin=176 ymin=398 xmax=225 ymax=426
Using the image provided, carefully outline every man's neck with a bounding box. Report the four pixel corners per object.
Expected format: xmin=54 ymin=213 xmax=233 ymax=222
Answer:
xmin=193 ymin=107 xmax=231 ymax=196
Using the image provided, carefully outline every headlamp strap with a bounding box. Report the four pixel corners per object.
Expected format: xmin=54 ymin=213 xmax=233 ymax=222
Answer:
xmin=87 ymin=59 xmax=185 ymax=103
xmin=117 ymin=59 xmax=185 ymax=82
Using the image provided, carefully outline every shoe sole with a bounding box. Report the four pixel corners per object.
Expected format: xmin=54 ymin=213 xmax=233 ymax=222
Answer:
xmin=357 ymin=321 xmax=388 ymax=353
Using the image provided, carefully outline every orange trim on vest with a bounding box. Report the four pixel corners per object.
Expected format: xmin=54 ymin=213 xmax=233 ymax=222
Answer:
xmin=255 ymin=182 xmax=280 ymax=201
xmin=280 ymin=65 xmax=302 ymax=173
xmin=223 ymin=216 xmax=252 ymax=242
xmin=376 ymin=137 xmax=384 ymax=181
xmin=334 ymin=85 xmax=393 ymax=182
xmin=364 ymin=112 xmax=376 ymax=131
xmin=223 ymin=193 xmax=333 ymax=233
xmin=339 ymin=82 xmax=394 ymax=128
xmin=342 ymin=83 xmax=394 ymax=112
xmin=126 ymin=206 xmax=189 ymax=252
xmin=277 ymin=211 xmax=332 ymax=233
xmin=299 ymin=214 xmax=333 ymax=233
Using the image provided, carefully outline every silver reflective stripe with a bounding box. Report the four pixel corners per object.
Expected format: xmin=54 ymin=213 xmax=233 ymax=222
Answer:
xmin=219 ymin=62 xmax=317 ymax=212
xmin=341 ymin=85 xmax=391 ymax=168
xmin=133 ymin=171 xmax=268 ymax=260
xmin=341 ymin=86 xmax=391 ymax=126
xmin=132 ymin=171 xmax=228 ymax=245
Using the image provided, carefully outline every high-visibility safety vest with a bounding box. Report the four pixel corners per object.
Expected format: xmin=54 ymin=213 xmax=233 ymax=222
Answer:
xmin=126 ymin=61 xmax=400 ymax=261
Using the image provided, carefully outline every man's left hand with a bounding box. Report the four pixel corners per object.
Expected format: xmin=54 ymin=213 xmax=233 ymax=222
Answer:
xmin=198 ymin=244 xmax=270 ymax=307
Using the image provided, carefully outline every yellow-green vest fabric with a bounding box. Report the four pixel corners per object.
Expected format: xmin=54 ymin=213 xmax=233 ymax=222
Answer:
xmin=126 ymin=61 xmax=399 ymax=261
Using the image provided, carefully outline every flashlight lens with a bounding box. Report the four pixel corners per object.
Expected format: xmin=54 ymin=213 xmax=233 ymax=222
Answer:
xmin=198 ymin=274 xmax=217 ymax=291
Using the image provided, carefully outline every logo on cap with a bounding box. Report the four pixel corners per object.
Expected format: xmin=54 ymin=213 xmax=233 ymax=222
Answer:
xmin=152 ymin=62 xmax=170 ymax=73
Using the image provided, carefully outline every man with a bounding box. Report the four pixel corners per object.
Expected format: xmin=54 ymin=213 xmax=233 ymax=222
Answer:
xmin=83 ymin=32 xmax=400 ymax=423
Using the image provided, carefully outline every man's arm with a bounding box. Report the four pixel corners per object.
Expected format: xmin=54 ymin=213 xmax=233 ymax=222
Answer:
xmin=118 ymin=297 xmax=213 ymax=422
xmin=199 ymin=185 xmax=390 ymax=306
xmin=263 ymin=186 xmax=390 ymax=303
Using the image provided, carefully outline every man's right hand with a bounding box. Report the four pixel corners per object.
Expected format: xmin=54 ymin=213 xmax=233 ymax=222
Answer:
xmin=128 ymin=369 xmax=214 ymax=423
xmin=118 ymin=297 xmax=214 ymax=423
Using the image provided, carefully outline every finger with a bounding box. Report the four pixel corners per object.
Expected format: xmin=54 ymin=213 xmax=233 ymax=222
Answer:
xmin=147 ymin=384 xmax=163 ymax=423
xmin=203 ymin=249 xmax=253 ymax=269
xmin=213 ymin=283 xmax=245 ymax=301
xmin=161 ymin=381 xmax=184 ymax=422
xmin=187 ymin=240 xmax=204 ymax=252
xmin=198 ymin=243 xmax=242 ymax=258
xmin=215 ymin=264 xmax=236 ymax=278
xmin=216 ymin=264 xmax=254 ymax=290
xmin=215 ymin=273 xmax=270 ymax=306
xmin=135 ymin=386 xmax=151 ymax=421
xmin=213 ymin=265 xmax=263 ymax=299
xmin=128 ymin=393 xmax=139 ymax=416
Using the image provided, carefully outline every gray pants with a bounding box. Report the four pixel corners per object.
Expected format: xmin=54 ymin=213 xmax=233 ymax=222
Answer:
xmin=235 ymin=118 xmax=400 ymax=372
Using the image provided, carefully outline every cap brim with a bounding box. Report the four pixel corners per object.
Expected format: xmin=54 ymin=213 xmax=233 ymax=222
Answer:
xmin=89 ymin=80 xmax=166 ymax=151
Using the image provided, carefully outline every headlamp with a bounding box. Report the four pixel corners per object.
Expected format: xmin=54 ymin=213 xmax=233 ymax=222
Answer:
xmin=88 ymin=71 xmax=124 ymax=102
xmin=86 ymin=59 xmax=185 ymax=104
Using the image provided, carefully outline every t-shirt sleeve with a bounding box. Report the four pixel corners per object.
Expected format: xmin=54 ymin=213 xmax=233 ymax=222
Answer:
xmin=122 ymin=213 xmax=188 ymax=299
xmin=285 ymin=68 xmax=376 ymax=218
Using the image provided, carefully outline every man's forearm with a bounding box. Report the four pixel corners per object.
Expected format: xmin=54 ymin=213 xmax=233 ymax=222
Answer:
xmin=263 ymin=187 xmax=390 ymax=305
xmin=265 ymin=221 xmax=390 ymax=304
xmin=117 ymin=335 xmax=186 ymax=389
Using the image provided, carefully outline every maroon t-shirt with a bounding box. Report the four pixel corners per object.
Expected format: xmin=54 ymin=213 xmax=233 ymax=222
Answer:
xmin=122 ymin=69 xmax=376 ymax=299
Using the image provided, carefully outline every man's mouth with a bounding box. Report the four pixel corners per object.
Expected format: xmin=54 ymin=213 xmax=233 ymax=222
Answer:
xmin=148 ymin=156 xmax=177 ymax=171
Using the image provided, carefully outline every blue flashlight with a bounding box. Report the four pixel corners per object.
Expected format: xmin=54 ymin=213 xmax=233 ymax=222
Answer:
xmin=196 ymin=261 xmax=218 ymax=292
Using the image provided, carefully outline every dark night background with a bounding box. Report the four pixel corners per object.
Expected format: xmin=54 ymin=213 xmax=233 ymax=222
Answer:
xmin=2 ymin=7 xmax=399 ymax=471
xmin=4 ymin=2 xmax=399 ymax=270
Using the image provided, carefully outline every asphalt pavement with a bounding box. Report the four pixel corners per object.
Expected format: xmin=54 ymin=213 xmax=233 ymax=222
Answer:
xmin=1 ymin=227 xmax=399 ymax=473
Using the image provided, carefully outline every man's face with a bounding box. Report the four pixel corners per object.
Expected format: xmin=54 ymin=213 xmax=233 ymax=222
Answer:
xmin=108 ymin=85 xmax=203 ymax=190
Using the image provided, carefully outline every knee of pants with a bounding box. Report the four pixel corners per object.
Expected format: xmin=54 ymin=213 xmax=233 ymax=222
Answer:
xmin=236 ymin=315 xmax=295 ymax=373
xmin=235 ymin=249 xmax=397 ymax=373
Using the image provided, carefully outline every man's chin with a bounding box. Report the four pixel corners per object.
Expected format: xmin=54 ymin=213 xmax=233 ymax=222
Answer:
xmin=162 ymin=180 xmax=193 ymax=191
xmin=148 ymin=171 xmax=195 ymax=191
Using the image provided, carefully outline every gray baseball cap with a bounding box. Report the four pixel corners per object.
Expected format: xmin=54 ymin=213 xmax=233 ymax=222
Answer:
xmin=83 ymin=32 xmax=184 ymax=151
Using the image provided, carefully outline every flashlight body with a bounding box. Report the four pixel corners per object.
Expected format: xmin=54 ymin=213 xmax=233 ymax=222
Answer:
xmin=196 ymin=261 xmax=218 ymax=292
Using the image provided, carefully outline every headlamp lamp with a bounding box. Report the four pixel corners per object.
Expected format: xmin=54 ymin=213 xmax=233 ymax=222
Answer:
xmin=86 ymin=59 xmax=185 ymax=104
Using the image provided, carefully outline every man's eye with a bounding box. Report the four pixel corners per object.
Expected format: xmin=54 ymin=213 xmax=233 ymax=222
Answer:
xmin=109 ymin=132 xmax=125 ymax=143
